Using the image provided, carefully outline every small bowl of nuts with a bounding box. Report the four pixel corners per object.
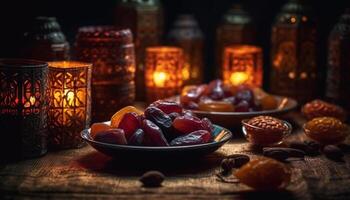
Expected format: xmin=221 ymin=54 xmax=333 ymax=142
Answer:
xmin=242 ymin=116 xmax=292 ymax=146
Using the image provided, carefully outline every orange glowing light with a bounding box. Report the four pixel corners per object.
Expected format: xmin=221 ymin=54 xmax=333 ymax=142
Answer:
xmin=223 ymin=45 xmax=263 ymax=87
xmin=182 ymin=64 xmax=190 ymax=81
xmin=153 ymin=71 xmax=168 ymax=87
xmin=64 ymin=89 xmax=75 ymax=106
xmin=230 ymin=72 xmax=249 ymax=86
xmin=290 ymin=17 xmax=296 ymax=23
xmin=145 ymin=46 xmax=184 ymax=102
xmin=48 ymin=61 xmax=91 ymax=126
xmin=29 ymin=96 xmax=36 ymax=105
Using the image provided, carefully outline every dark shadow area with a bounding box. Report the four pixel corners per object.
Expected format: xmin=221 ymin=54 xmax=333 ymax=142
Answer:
xmin=75 ymin=150 xmax=225 ymax=176
xmin=0 ymin=0 xmax=348 ymax=92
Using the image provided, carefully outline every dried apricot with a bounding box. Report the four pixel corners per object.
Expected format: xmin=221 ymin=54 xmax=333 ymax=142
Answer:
xmin=260 ymin=95 xmax=278 ymax=110
xmin=242 ymin=116 xmax=290 ymax=146
xmin=235 ymin=157 xmax=291 ymax=190
xmin=304 ymin=117 xmax=348 ymax=144
xmin=302 ymin=100 xmax=346 ymax=121
xmin=198 ymin=101 xmax=235 ymax=112
xmin=110 ymin=106 xmax=143 ymax=128
xmin=91 ymin=123 xmax=112 ymax=138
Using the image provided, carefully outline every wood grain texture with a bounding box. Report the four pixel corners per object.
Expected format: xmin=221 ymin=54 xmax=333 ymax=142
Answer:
xmin=0 ymin=112 xmax=349 ymax=200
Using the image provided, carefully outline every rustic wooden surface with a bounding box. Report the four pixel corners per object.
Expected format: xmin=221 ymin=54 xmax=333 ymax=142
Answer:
xmin=1 ymin=112 xmax=350 ymax=200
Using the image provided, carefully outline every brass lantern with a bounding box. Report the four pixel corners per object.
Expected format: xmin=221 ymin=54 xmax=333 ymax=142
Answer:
xmin=326 ymin=8 xmax=350 ymax=112
xmin=48 ymin=61 xmax=92 ymax=149
xmin=270 ymin=0 xmax=317 ymax=103
xmin=216 ymin=3 xmax=256 ymax=72
xmin=115 ymin=0 xmax=163 ymax=101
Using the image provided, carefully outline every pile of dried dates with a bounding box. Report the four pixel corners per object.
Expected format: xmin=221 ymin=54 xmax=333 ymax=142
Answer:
xmin=90 ymin=100 xmax=215 ymax=146
xmin=180 ymin=79 xmax=278 ymax=112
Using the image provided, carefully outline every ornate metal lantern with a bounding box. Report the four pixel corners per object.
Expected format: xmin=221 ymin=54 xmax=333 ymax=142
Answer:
xmin=145 ymin=46 xmax=183 ymax=103
xmin=216 ymin=3 xmax=256 ymax=71
xmin=48 ymin=61 xmax=92 ymax=149
xmin=222 ymin=45 xmax=263 ymax=87
xmin=326 ymin=8 xmax=350 ymax=111
xmin=75 ymin=26 xmax=136 ymax=122
xmin=0 ymin=59 xmax=49 ymax=159
xmin=168 ymin=14 xmax=204 ymax=86
xmin=115 ymin=0 xmax=163 ymax=101
xmin=20 ymin=16 xmax=70 ymax=61
xmin=270 ymin=0 xmax=317 ymax=103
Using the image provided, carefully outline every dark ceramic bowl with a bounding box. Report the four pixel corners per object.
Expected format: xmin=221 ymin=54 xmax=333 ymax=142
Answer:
xmin=81 ymin=123 xmax=232 ymax=159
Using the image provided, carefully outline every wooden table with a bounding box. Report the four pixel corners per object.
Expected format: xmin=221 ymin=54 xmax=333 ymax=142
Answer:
xmin=1 ymin=112 xmax=350 ymax=200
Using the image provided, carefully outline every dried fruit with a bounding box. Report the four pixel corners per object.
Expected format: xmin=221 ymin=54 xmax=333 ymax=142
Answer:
xmin=337 ymin=143 xmax=350 ymax=153
xmin=90 ymin=123 xmax=112 ymax=138
xmin=263 ymin=147 xmax=305 ymax=161
xmin=304 ymin=117 xmax=348 ymax=144
xmin=221 ymin=158 xmax=235 ymax=174
xmin=263 ymin=148 xmax=289 ymax=161
xmin=128 ymin=129 xmax=145 ymax=146
xmin=168 ymin=112 xmax=181 ymax=121
xmin=302 ymin=99 xmax=346 ymax=121
xmin=222 ymin=96 xmax=236 ymax=105
xmin=111 ymin=106 xmax=143 ymax=128
xmin=150 ymin=100 xmax=183 ymax=114
xmin=141 ymin=119 xmax=169 ymax=146
xmin=226 ymin=154 xmax=250 ymax=168
xmin=260 ymin=95 xmax=278 ymax=110
xmin=288 ymin=141 xmax=320 ymax=156
xmin=183 ymin=110 xmax=196 ymax=117
xmin=94 ymin=129 xmax=127 ymax=145
xmin=201 ymin=118 xmax=214 ymax=133
xmin=144 ymin=106 xmax=172 ymax=133
xmin=235 ymin=89 xmax=255 ymax=106
xmin=180 ymin=85 xmax=206 ymax=105
xmin=170 ymin=130 xmax=211 ymax=146
xmin=198 ymin=101 xmax=235 ymax=112
xmin=235 ymin=100 xmax=250 ymax=112
xmin=243 ymin=116 xmax=290 ymax=146
xmin=173 ymin=114 xmax=203 ymax=135
xmin=118 ymin=112 xmax=141 ymax=140
xmin=139 ymin=171 xmax=165 ymax=187
xmin=235 ymin=157 xmax=291 ymax=190
xmin=323 ymin=145 xmax=344 ymax=161
xmin=204 ymin=79 xmax=225 ymax=100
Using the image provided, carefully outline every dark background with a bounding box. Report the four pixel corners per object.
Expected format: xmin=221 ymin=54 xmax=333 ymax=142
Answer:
xmin=0 ymin=0 xmax=348 ymax=93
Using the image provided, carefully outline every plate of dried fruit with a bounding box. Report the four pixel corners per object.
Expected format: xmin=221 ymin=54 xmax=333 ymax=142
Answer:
xmin=167 ymin=79 xmax=298 ymax=127
xmin=81 ymin=101 xmax=232 ymax=159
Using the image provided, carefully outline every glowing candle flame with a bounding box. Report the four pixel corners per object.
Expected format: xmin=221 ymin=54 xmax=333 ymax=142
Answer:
xmin=29 ymin=96 xmax=36 ymax=105
xmin=182 ymin=64 xmax=190 ymax=81
xmin=230 ymin=72 xmax=249 ymax=86
xmin=65 ymin=90 xmax=75 ymax=106
xmin=153 ymin=71 xmax=168 ymax=87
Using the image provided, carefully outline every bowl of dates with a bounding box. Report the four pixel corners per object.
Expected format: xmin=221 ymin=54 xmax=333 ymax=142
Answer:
xmin=81 ymin=101 xmax=232 ymax=159
xmin=167 ymin=79 xmax=297 ymax=127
